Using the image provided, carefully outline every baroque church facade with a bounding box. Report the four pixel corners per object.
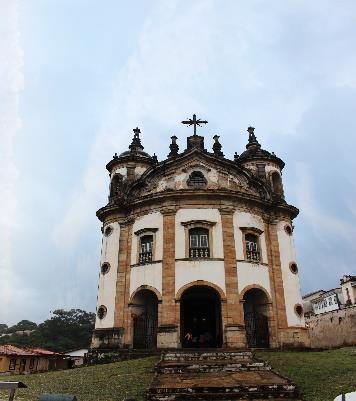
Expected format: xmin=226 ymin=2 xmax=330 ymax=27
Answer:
xmin=91 ymin=116 xmax=310 ymax=350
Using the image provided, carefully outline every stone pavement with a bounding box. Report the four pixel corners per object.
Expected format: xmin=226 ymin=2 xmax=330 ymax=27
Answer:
xmin=147 ymin=350 xmax=302 ymax=400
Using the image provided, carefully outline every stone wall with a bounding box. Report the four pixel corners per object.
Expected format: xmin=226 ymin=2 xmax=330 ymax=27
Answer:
xmin=307 ymin=305 xmax=356 ymax=348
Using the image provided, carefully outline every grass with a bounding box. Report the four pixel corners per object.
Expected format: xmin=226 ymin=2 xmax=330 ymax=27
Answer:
xmin=1 ymin=349 xmax=355 ymax=401
xmin=256 ymin=347 xmax=356 ymax=401
xmin=0 ymin=356 xmax=159 ymax=401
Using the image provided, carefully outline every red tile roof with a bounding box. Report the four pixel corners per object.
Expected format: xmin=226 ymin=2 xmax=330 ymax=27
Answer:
xmin=0 ymin=345 xmax=63 ymax=356
xmin=0 ymin=345 xmax=36 ymax=356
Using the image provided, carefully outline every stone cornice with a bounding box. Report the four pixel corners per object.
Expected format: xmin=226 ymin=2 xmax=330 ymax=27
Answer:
xmin=96 ymin=190 xmax=299 ymax=222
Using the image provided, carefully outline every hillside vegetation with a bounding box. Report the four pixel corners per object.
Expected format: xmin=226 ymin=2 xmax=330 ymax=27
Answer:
xmin=1 ymin=349 xmax=355 ymax=401
xmin=0 ymin=357 xmax=158 ymax=401
xmin=256 ymin=347 xmax=356 ymax=401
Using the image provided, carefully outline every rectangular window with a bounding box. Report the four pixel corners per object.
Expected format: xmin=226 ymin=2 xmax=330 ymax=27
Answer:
xmin=199 ymin=234 xmax=208 ymax=248
xmin=9 ymin=358 xmax=16 ymax=370
xmin=139 ymin=235 xmax=153 ymax=264
xmin=141 ymin=241 xmax=152 ymax=254
xmin=29 ymin=358 xmax=35 ymax=370
xmin=190 ymin=234 xmax=199 ymax=248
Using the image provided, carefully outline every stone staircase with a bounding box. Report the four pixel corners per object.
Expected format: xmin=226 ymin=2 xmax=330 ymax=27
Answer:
xmin=147 ymin=350 xmax=301 ymax=400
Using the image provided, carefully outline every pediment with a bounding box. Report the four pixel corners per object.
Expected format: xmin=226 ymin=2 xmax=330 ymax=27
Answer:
xmin=130 ymin=149 xmax=271 ymax=201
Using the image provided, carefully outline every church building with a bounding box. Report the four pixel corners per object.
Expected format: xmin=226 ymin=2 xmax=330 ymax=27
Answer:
xmin=91 ymin=115 xmax=310 ymax=350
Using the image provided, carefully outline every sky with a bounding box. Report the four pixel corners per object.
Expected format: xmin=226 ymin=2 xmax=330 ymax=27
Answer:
xmin=1 ymin=0 xmax=356 ymax=325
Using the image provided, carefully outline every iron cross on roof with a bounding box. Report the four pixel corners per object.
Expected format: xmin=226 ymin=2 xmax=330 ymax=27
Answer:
xmin=181 ymin=114 xmax=208 ymax=136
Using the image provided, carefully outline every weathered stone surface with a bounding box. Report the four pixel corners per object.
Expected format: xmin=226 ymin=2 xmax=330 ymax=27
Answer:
xmin=147 ymin=350 xmax=300 ymax=400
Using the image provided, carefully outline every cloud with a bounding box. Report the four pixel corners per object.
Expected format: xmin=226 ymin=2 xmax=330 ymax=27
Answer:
xmin=0 ymin=0 xmax=24 ymax=322
xmin=3 ymin=0 xmax=356 ymax=323
xmin=294 ymin=162 xmax=356 ymax=246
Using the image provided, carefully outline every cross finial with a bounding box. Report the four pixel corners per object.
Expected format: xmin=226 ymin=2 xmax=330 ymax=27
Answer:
xmin=181 ymin=114 xmax=208 ymax=136
xmin=133 ymin=127 xmax=141 ymax=138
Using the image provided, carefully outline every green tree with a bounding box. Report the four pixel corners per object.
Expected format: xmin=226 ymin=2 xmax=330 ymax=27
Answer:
xmin=0 ymin=310 xmax=95 ymax=352
xmin=6 ymin=320 xmax=37 ymax=333
xmin=0 ymin=324 xmax=8 ymax=334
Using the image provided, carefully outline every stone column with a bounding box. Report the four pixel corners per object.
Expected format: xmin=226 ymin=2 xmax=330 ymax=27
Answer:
xmin=157 ymin=207 xmax=179 ymax=348
xmin=264 ymin=219 xmax=288 ymax=347
xmin=220 ymin=207 xmax=247 ymax=348
xmin=113 ymin=218 xmax=133 ymax=347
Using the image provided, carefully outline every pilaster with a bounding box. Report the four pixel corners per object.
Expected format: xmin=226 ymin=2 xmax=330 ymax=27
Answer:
xmin=113 ymin=218 xmax=133 ymax=346
xmin=220 ymin=207 xmax=247 ymax=348
xmin=157 ymin=207 xmax=179 ymax=348
xmin=264 ymin=220 xmax=288 ymax=338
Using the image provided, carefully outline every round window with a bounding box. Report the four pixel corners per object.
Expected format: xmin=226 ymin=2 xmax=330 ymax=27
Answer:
xmin=97 ymin=305 xmax=107 ymax=320
xmin=295 ymin=304 xmax=303 ymax=317
xmin=290 ymin=263 xmax=298 ymax=274
xmin=101 ymin=263 xmax=110 ymax=275
xmin=284 ymin=225 xmax=293 ymax=235
xmin=104 ymin=226 xmax=113 ymax=237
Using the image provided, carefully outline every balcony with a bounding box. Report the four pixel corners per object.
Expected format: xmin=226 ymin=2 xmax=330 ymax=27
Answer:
xmin=189 ymin=248 xmax=210 ymax=258
xmin=139 ymin=252 xmax=153 ymax=264
xmin=247 ymin=250 xmax=260 ymax=262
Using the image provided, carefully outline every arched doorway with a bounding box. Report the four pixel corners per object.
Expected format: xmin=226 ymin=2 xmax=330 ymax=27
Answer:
xmin=243 ymin=288 xmax=270 ymax=348
xmin=180 ymin=285 xmax=222 ymax=348
xmin=131 ymin=289 xmax=158 ymax=349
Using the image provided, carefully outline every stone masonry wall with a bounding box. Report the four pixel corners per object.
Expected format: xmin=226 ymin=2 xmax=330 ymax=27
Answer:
xmin=307 ymin=305 xmax=356 ymax=348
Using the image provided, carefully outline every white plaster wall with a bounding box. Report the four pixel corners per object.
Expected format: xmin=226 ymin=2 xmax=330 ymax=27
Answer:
xmin=135 ymin=165 xmax=148 ymax=178
xmin=175 ymin=260 xmax=226 ymax=296
xmin=237 ymin=262 xmax=271 ymax=297
xmin=111 ymin=166 xmax=127 ymax=178
xmin=95 ymin=222 xmax=120 ymax=329
xmin=130 ymin=263 xmax=162 ymax=296
xmin=265 ymin=164 xmax=281 ymax=175
xmin=342 ymin=282 xmax=356 ymax=304
xmin=111 ymin=164 xmax=149 ymax=179
xmin=233 ymin=211 xmax=268 ymax=264
xmin=175 ymin=208 xmax=224 ymax=259
xmin=277 ymin=221 xmax=305 ymax=327
xmin=131 ymin=211 xmax=163 ymax=264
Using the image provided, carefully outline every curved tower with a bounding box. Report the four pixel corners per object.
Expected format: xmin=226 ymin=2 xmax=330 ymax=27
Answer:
xmin=92 ymin=117 xmax=309 ymax=350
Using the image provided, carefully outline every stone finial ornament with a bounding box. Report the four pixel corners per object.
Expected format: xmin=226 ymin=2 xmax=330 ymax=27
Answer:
xmin=168 ymin=135 xmax=179 ymax=157
xmin=212 ymin=135 xmax=224 ymax=157
xmin=152 ymin=153 xmax=158 ymax=164
xmin=129 ymin=127 xmax=144 ymax=152
xmin=246 ymin=126 xmax=260 ymax=148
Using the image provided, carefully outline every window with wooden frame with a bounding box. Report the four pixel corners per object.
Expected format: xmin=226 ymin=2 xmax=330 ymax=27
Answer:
xmin=181 ymin=220 xmax=216 ymax=259
xmin=9 ymin=358 xmax=16 ymax=370
xmin=189 ymin=227 xmax=210 ymax=258
xmin=134 ymin=228 xmax=158 ymax=265
xmin=139 ymin=235 xmax=153 ymax=263
xmin=240 ymin=227 xmax=263 ymax=263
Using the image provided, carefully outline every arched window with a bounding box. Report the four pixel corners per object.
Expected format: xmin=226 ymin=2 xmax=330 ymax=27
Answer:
xmin=187 ymin=171 xmax=207 ymax=188
xmin=110 ymin=174 xmax=123 ymax=197
xmin=245 ymin=234 xmax=260 ymax=262
xmin=139 ymin=235 xmax=153 ymax=264
xmin=271 ymin=172 xmax=283 ymax=196
xmin=189 ymin=227 xmax=210 ymax=258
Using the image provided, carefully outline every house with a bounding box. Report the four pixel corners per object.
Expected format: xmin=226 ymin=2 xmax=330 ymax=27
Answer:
xmin=340 ymin=275 xmax=356 ymax=305
xmin=0 ymin=345 xmax=69 ymax=374
xmin=91 ymin=117 xmax=309 ymax=350
xmin=66 ymin=348 xmax=88 ymax=367
xmin=302 ymin=290 xmax=325 ymax=318
xmin=310 ymin=288 xmax=344 ymax=315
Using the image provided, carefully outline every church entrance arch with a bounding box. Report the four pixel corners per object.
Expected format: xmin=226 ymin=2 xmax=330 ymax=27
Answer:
xmin=130 ymin=289 xmax=158 ymax=349
xmin=243 ymin=288 xmax=270 ymax=348
xmin=180 ymin=285 xmax=222 ymax=348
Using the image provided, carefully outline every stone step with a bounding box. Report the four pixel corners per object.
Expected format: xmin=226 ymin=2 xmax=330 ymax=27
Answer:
xmin=162 ymin=350 xmax=253 ymax=362
xmin=147 ymin=371 xmax=299 ymax=401
xmin=156 ymin=359 xmax=271 ymax=374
